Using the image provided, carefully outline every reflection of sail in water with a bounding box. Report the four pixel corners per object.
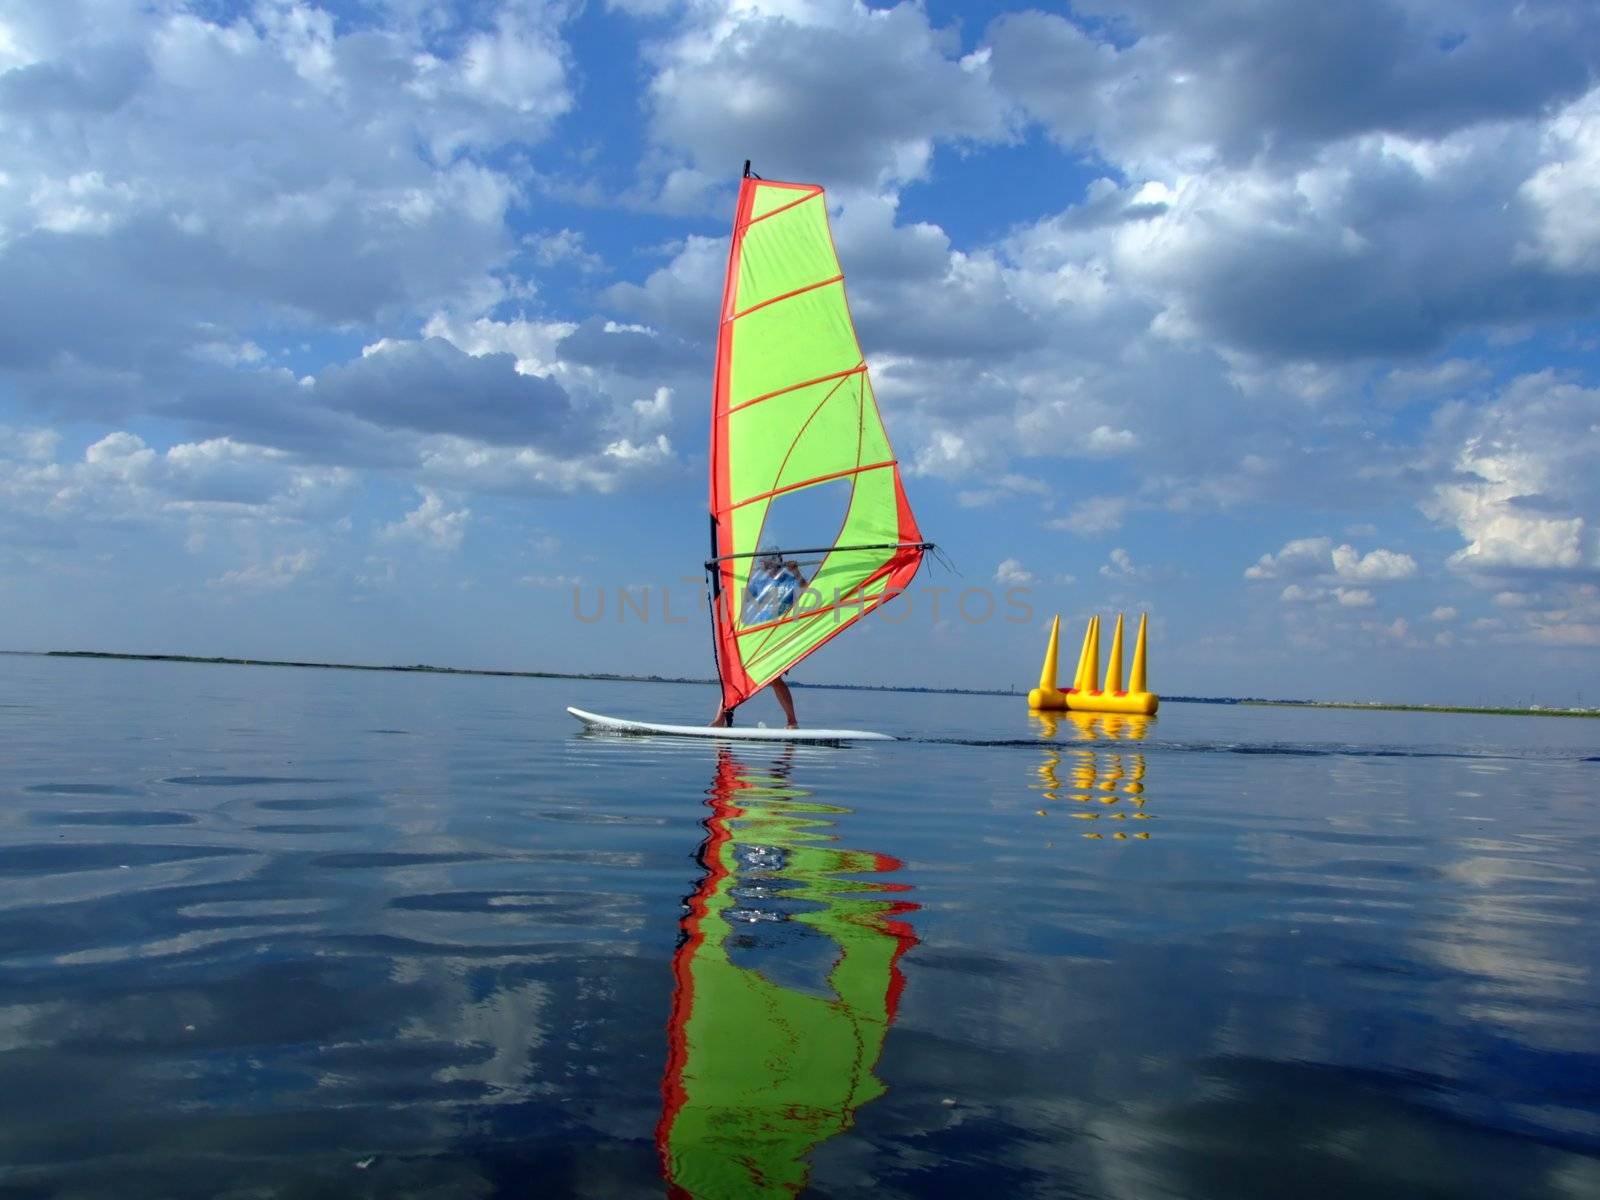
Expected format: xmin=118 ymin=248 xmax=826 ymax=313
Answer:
xmin=658 ymin=748 xmax=917 ymax=1199
xmin=1033 ymin=725 xmax=1154 ymax=840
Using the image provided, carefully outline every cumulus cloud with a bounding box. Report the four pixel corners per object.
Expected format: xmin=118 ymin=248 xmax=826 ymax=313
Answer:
xmin=1045 ymin=497 xmax=1133 ymax=536
xmin=0 ymin=0 xmax=611 ymax=491
xmin=994 ymin=558 xmax=1034 ymax=586
xmin=1362 ymin=615 xmax=1415 ymax=644
xmin=639 ymin=0 xmax=1011 ymax=195
xmin=1278 ymin=583 xmax=1376 ymax=608
xmin=1330 ymin=543 xmax=1418 ymax=582
xmin=1425 ymin=372 xmax=1600 ymax=577
xmin=1520 ymin=89 xmax=1600 ymax=273
xmin=380 ymin=488 xmax=471 ymax=552
xmin=988 ymin=3 xmax=1600 ymax=172
xmin=1246 ymin=536 xmax=1417 ymax=582
xmin=0 ymin=427 xmax=352 ymax=533
xmin=1245 ymin=537 xmax=1337 ymax=580
xmin=210 ymin=549 xmax=317 ymax=589
xmin=321 ymin=338 xmax=582 ymax=448
xmin=1098 ymin=547 xmax=1171 ymax=584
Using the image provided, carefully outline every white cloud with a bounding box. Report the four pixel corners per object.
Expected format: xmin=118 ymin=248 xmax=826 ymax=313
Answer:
xmin=1046 ymin=496 xmax=1133 ymax=536
xmin=1331 ymin=543 xmax=1418 ymax=582
xmin=640 ymin=0 xmax=1011 ymax=194
xmin=209 ymin=549 xmax=316 ymax=589
xmin=1247 ymin=536 xmax=1416 ymax=583
xmin=527 ymin=228 xmax=603 ymax=273
xmin=1278 ymin=583 xmax=1375 ymax=609
xmin=0 ymin=0 xmax=580 ymax=470
xmin=1425 ymin=373 xmax=1600 ymax=578
xmin=422 ymin=314 xmax=578 ymax=377
xmin=602 ymin=434 xmax=673 ymax=467
xmin=380 ymin=488 xmax=470 ymax=552
xmin=1430 ymin=605 xmax=1458 ymax=621
xmin=1363 ymin=616 xmax=1413 ymax=643
xmin=632 ymin=386 xmax=672 ymax=425
xmin=910 ymin=430 xmax=985 ymax=479
xmin=1102 ymin=548 xmax=1133 ymax=578
xmin=1084 ymin=425 xmax=1138 ymax=455
xmin=988 ymin=6 xmax=1600 ymax=175
xmin=1245 ymin=537 xmax=1334 ymax=580
xmin=1524 ymin=583 xmax=1600 ymax=646
xmin=0 ymin=428 xmax=352 ymax=530
xmin=1096 ymin=546 xmax=1177 ymax=586
xmin=1520 ymin=89 xmax=1600 ymax=273
xmin=994 ymin=558 xmax=1034 ymax=586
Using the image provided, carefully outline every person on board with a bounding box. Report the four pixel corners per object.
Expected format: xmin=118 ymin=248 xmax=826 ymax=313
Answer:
xmin=710 ymin=546 xmax=806 ymax=729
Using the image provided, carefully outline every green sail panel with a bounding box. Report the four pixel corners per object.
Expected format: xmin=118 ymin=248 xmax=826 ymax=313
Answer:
xmin=710 ymin=175 xmax=926 ymax=710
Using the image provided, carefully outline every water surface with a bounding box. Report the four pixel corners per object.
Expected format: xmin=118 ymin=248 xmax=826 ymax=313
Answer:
xmin=1 ymin=654 xmax=1596 ymax=1197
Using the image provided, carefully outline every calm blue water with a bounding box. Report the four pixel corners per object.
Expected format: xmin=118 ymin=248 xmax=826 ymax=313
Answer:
xmin=1 ymin=653 xmax=1597 ymax=1198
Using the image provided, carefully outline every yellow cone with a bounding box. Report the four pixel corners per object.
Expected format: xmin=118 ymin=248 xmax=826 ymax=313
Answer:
xmin=1071 ymin=616 xmax=1093 ymax=691
xmin=1130 ymin=611 xmax=1149 ymax=694
xmin=1106 ymin=613 xmax=1125 ymax=693
xmin=1085 ymin=615 xmax=1101 ymax=692
xmin=1037 ymin=615 xmax=1061 ymax=692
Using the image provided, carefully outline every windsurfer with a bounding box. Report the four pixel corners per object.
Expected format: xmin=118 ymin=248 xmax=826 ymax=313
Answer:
xmin=711 ymin=548 xmax=806 ymax=728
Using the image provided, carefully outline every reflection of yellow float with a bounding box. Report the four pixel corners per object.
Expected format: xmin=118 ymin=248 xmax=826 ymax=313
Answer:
xmin=1027 ymin=612 xmax=1159 ymax=716
xmin=1030 ymin=711 xmax=1152 ymax=741
xmin=1032 ymin=742 xmax=1154 ymax=840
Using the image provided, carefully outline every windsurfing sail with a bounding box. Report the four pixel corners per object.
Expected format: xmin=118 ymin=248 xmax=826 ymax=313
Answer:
xmin=707 ymin=166 xmax=930 ymax=712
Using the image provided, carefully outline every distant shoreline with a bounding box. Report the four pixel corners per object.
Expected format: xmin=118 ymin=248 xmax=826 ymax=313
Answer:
xmin=1240 ymin=699 xmax=1598 ymax=719
xmin=7 ymin=650 xmax=1596 ymax=717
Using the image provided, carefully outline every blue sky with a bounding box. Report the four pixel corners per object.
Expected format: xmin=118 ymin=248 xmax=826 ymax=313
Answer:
xmin=3 ymin=0 xmax=1600 ymax=706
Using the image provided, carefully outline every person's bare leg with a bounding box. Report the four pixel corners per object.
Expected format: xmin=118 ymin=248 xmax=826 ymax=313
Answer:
xmin=771 ymin=677 xmax=798 ymax=728
xmin=708 ymin=703 xmax=733 ymax=727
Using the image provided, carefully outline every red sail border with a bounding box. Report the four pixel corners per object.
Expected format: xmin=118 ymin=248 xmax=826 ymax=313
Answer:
xmin=709 ymin=176 xmax=926 ymax=712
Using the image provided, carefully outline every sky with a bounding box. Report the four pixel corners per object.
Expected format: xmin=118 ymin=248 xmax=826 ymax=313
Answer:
xmin=2 ymin=0 xmax=1599 ymax=706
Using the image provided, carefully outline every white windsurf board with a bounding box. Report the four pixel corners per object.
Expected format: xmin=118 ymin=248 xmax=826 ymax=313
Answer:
xmin=566 ymin=706 xmax=892 ymax=744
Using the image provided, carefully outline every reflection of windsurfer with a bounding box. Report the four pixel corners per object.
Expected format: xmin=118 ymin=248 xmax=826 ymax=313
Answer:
xmin=710 ymin=547 xmax=805 ymax=729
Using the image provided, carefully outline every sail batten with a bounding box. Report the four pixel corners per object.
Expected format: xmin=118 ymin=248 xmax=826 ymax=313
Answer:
xmin=729 ymin=274 xmax=845 ymax=322
xmin=708 ymin=171 xmax=927 ymax=711
xmin=727 ymin=365 xmax=867 ymax=414
xmin=722 ymin=460 xmax=897 ymax=514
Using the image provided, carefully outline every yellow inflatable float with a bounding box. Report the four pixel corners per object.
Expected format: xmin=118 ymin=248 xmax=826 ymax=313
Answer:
xmin=1028 ymin=612 xmax=1159 ymax=716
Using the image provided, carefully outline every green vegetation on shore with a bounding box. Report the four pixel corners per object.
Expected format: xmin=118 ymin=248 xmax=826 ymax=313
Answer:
xmin=13 ymin=651 xmax=1596 ymax=716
